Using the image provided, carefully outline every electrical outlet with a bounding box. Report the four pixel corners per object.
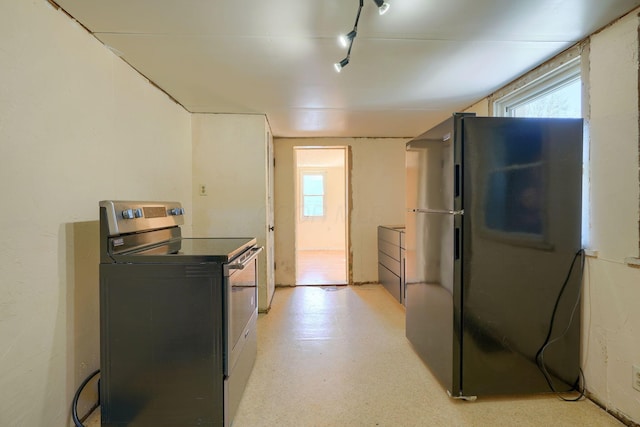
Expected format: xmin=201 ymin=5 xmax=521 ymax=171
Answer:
xmin=199 ymin=184 xmax=207 ymax=196
xmin=633 ymin=365 xmax=640 ymax=392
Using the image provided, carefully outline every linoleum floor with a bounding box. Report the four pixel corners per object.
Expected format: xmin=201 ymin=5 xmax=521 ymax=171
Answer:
xmin=86 ymin=285 xmax=622 ymax=427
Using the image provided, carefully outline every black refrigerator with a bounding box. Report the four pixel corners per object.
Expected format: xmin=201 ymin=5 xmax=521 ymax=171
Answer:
xmin=405 ymin=113 xmax=583 ymax=399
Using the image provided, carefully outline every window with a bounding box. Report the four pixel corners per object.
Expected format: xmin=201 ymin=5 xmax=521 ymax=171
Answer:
xmin=301 ymin=173 xmax=325 ymax=217
xmin=493 ymin=57 xmax=581 ymax=118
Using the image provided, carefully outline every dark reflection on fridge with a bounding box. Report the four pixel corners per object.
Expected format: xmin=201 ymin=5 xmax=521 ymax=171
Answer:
xmin=479 ymin=120 xmax=548 ymax=242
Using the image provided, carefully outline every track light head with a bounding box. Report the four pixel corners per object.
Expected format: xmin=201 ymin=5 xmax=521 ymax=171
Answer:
xmin=334 ymin=58 xmax=349 ymax=73
xmin=372 ymin=0 xmax=390 ymax=15
xmin=338 ymin=30 xmax=357 ymax=49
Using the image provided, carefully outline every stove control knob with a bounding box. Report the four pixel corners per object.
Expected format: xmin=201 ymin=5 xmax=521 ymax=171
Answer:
xmin=134 ymin=208 xmax=143 ymax=218
xmin=121 ymin=209 xmax=134 ymax=219
xmin=168 ymin=208 xmax=184 ymax=216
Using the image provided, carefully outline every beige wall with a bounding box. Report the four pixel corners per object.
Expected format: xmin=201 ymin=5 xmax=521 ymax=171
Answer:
xmin=463 ymin=98 xmax=490 ymax=116
xmin=191 ymin=114 xmax=274 ymax=311
xmin=0 ymin=1 xmax=192 ymax=426
xmin=275 ymin=138 xmax=408 ymax=285
xmin=463 ymin=10 xmax=640 ymax=423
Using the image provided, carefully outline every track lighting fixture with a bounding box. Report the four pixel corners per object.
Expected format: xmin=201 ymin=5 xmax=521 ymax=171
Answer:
xmin=334 ymin=58 xmax=350 ymax=73
xmin=338 ymin=30 xmax=357 ymax=49
xmin=372 ymin=0 xmax=390 ymax=15
xmin=333 ymin=0 xmax=390 ymax=72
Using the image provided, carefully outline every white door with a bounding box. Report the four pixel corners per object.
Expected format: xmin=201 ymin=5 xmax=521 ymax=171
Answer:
xmin=266 ymin=131 xmax=276 ymax=302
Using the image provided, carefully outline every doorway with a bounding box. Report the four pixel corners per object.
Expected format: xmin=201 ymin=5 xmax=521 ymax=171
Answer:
xmin=294 ymin=147 xmax=349 ymax=285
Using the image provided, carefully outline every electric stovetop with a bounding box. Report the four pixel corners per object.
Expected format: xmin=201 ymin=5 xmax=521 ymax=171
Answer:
xmin=112 ymin=237 xmax=257 ymax=264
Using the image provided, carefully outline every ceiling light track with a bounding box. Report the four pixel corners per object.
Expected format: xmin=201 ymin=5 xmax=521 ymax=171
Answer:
xmin=334 ymin=0 xmax=390 ymax=72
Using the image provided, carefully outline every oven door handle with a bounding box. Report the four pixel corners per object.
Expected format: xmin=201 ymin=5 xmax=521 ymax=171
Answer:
xmin=227 ymin=246 xmax=263 ymax=270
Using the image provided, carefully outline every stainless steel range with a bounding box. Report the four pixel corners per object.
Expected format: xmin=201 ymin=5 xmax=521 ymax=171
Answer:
xmin=99 ymin=200 xmax=261 ymax=426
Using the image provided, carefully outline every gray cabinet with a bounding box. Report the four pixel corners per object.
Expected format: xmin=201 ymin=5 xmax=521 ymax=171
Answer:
xmin=377 ymin=225 xmax=405 ymax=305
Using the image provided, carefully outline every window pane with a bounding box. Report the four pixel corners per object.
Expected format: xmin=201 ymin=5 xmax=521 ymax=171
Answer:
xmin=510 ymin=79 xmax=581 ymax=118
xmin=303 ymin=175 xmax=324 ymax=195
xmin=303 ymin=195 xmax=324 ymax=216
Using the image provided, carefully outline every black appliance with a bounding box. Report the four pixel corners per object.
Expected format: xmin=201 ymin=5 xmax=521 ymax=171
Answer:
xmin=99 ymin=200 xmax=261 ymax=426
xmin=405 ymin=114 xmax=583 ymax=399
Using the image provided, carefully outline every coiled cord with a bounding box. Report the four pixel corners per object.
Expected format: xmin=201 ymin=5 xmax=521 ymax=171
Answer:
xmin=535 ymin=249 xmax=585 ymax=401
xmin=72 ymin=369 xmax=100 ymax=427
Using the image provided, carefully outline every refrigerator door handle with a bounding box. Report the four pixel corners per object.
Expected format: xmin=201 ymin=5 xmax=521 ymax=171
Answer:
xmin=409 ymin=208 xmax=464 ymax=215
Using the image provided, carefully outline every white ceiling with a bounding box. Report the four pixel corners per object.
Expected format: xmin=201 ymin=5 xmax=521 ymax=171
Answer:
xmin=53 ymin=0 xmax=639 ymax=138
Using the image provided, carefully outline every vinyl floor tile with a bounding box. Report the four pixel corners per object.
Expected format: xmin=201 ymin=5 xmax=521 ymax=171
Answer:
xmin=234 ymin=285 xmax=621 ymax=427
xmin=85 ymin=285 xmax=622 ymax=427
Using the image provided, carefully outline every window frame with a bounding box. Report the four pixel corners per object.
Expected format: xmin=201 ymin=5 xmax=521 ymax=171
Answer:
xmin=299 ymin=170 xmax=327 ymax=219
xmin=493 ymin=57 xmax=581 ymax=118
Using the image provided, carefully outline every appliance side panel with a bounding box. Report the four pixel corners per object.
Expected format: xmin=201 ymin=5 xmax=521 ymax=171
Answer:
xmin=451 ymin=114 xmax=467 ymax=397
xmin=461 ymin=117 xmax=583 ymax=396
xmin=405 ymin=211 xmax=456 ymax=393
xmin=100 ymin=263 xmax=224 ymax=426
xmin=405 ymin=116 xmax=461 ymax=394
xmin=406 ymin=117 xmax=456 ymax=211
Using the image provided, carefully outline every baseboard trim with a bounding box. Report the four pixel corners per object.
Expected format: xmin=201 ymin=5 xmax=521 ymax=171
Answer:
xmin=586 ymin=392 xmax=639 ymax=426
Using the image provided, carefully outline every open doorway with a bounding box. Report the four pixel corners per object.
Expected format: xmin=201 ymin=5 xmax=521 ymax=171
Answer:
xmin=294 ymin=147 xmax=349 ymax=286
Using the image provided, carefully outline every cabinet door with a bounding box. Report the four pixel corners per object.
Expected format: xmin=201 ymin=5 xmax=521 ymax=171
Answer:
xmin=378 ymin=262 xmax=401 ymax=303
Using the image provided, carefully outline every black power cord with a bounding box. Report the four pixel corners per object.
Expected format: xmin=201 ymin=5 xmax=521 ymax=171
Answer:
xmin=72 ymin=369 xmax=100 ymax=427
xmin=535 ymin=249 xmax=586 ymax=401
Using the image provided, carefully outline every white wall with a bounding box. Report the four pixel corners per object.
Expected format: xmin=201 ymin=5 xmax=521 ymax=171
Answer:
xmin=275 ymin=138 xmax=408 ymax=285
xmin=191 ymin=114 xmax=274 ymax=311
xmin=0 ymin=1 xmax=192 ymax=426
xmin=582 ymin=10 xmax=640 ymax=422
